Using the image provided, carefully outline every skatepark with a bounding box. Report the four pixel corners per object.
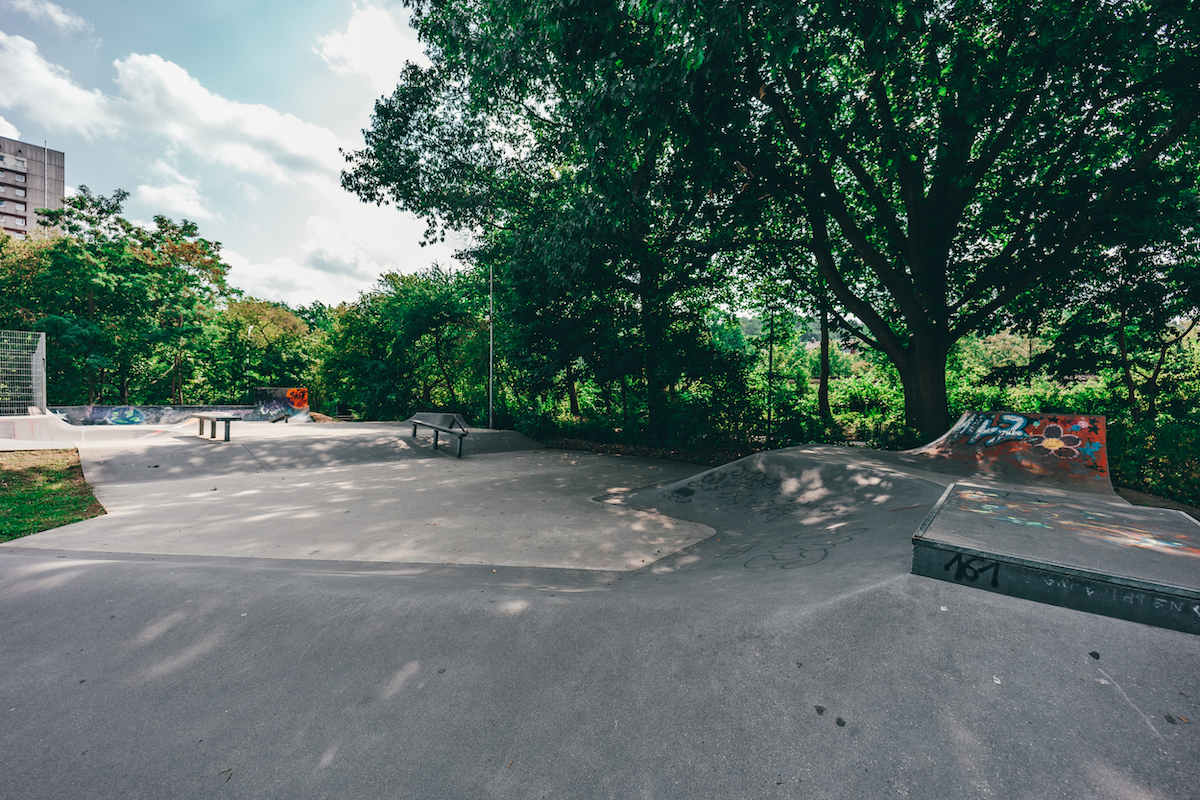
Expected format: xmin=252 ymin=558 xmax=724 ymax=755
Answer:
xmin=2 ymin=412 xmax=1198 ymax=798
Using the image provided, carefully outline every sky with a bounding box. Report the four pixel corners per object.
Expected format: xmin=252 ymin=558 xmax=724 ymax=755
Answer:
xmin=0 ymin=0 xmax=465 ymax=306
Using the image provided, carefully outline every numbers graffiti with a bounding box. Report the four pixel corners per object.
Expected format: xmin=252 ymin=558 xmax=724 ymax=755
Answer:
xmin=943 ymin=553 xmax=1001 ymax=588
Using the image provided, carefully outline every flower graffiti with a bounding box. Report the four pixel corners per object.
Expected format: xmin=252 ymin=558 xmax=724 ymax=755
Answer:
xmin=1026 ymin=425 xmax=1083 ymax=459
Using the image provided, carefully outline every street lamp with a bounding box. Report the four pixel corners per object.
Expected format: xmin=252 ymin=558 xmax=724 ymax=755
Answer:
xmin=488 ymin=261 xmax=494 ymax=429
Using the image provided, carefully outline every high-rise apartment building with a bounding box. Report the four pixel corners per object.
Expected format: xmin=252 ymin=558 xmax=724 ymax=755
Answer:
xmin=0 ymin=137 xmax=66 ymax=239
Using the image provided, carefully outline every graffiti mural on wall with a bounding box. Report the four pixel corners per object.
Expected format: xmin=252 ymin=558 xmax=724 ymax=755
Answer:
xmin=51 ymin=405 xmax=253 ymax=425
xmin=910 ymin=411 xmax=1111 ymax=491
xmin=51 ymin=388 xmax=311 ymax=425
xmin=252 ymin=387 xmax=310 ymax=421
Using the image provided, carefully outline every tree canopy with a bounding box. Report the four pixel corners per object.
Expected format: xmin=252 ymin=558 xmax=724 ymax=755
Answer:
xmin=344 ymin=0 xmax=1200 ymax=436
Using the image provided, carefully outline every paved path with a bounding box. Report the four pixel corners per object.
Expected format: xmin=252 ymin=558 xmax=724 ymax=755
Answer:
xmin=2 ymin=426 xmax=1198 ymax=799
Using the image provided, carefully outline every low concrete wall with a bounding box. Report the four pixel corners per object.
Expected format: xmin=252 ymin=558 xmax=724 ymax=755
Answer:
xmin=0 ymin=413 xmax=180 ymax=441
xmin=0 ymin=416 xmax=52 ymax=440
xmin=50 ymin=405 xmax=253 ymax=426
xmin=49 ymin=401 xmax=312 ymax=426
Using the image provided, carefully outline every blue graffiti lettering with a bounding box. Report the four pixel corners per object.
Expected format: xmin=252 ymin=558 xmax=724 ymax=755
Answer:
xmin=963 ymin=413 xmax=1030 ymax=446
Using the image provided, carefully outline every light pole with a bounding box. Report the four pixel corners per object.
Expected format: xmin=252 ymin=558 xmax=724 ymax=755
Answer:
xmin=488 ymin=261 xmax=494 ymax=429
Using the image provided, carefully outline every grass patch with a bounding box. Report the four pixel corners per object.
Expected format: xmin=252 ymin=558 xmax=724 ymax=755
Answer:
xmin=0 ymin=449 xmax=105 ymax=542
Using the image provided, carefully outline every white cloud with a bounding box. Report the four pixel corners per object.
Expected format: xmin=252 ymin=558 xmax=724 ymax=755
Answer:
xmin=132 ymin=160 xmax=214 ymax=220
xmin=237 ymin=181 xmax=261 ymax=203
xmin=7 ymin=0 xmax=90 ymax=33
xmin=223 ymin=249 xmax=375 ymax=307
xmin=301 ymin=215 xmax=387 ymax=278
xmin=0 ymin=114 xmax=19 ymax=138
xmin=113 ymin=54 xmax=348 ymax=185
xmin=0 ymin=37 xmax=348 ymax=181
xmin=314 ymin=4 xmax=425 ymax=94
xmin=0 ymin=25 xmax=462 ymax=305
xmin=0 ymin=31 xmax=117 ymax=136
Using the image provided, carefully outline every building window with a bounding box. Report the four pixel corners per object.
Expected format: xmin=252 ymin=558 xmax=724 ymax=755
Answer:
xmin=15 ymin=158 xmax=26 ymax=169
xmin=15 ymin=188 xmax=25 ymax=197
xmin=15 ymin=203 xmax=25 ymax=211
xmin=15 ymin=174 xmax=24 ymax=183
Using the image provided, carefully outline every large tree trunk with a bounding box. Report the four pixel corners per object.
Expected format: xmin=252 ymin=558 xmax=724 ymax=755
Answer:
xmin=895 ymin=334 xmax=952 ymax=441
xmin=643 ymin=319 xmax=668 ymax=441
xmin=818 ymin=304 xmax=831 ymax=419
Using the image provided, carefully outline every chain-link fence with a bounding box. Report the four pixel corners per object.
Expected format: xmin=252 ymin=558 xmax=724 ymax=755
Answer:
xmin=0 ymin=330 xmax=47 ymax=416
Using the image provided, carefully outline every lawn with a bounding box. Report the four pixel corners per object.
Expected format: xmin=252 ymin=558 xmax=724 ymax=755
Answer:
xmin=0 ymin=449 xmax=105 ymax=542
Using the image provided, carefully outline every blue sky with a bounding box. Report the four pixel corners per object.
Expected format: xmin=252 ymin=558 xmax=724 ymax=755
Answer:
xmin=0 ymin=0 xmax=464 ymax=306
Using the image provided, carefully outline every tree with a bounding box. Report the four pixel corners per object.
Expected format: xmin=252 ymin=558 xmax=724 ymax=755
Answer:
xmin=1033 ymin=240 xmax=1200 ymax=420
xmin=659 ymin=0 xmax=1200 ymax=435
xmin=10 ymin=188 xmax=230 ymax=404
xmin=344 ymin=0 xmax=1199 ymax=439
xmin=194 ymin=300 xmax=311 ymax=404
xmin=342 ymin=0 xmax=755 ymax=438
xmin=315 ymin=267 xmax=488 ymax=420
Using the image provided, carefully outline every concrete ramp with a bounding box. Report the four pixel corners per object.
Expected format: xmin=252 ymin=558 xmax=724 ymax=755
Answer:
xmin=903 ymin=411 xmax=1113 ymax=493
xmin=609 ymin=447 xmax=946 ymax=575
xmin=899 ymin=412 xmax=1200 ymax=633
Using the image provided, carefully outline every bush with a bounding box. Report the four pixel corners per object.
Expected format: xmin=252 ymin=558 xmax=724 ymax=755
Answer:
xmin=1107 ymin=415 xmax=1200 ymax=506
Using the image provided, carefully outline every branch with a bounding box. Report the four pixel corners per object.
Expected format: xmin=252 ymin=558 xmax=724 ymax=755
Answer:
xmin=807 ymin=199 xmax=904 ymax=361
xmin=868 ymin=72 xmax=925 ymax=249
xmin=961 ymin=99 xmax=1200 ymax=334
xmin=825 ymin=131 xmax=912 ymax=268
xmin=812 ymin=159 xmax=927 ymax=325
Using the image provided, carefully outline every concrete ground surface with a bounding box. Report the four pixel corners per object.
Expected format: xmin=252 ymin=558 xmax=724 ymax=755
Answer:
xmin=2 ymin=423 xmax=1198 ymax=799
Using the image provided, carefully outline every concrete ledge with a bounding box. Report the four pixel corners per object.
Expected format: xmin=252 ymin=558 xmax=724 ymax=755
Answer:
xmin=912 ymin=538 xmax=1200 ymax=634
xmin=912 ymin=483 xmax=1200 ymax=634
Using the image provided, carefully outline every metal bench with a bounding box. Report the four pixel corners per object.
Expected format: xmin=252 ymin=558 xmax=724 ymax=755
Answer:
xmin=195 ymin=413 xmax=242 ymax=442
xmin=403 ymin=412 xmax=470 ymax=458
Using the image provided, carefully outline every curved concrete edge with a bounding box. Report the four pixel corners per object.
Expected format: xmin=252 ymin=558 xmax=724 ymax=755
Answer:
xmin=0 ymin=413 xmax=196 ymax=443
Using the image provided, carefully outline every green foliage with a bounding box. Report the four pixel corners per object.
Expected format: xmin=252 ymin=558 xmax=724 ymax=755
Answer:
xmin=5 ymin=2 xmax=1200 ymax=508
xmin=0 ymin=449 xmax=104 ymax=541
xmin=0 ymin=190 xmax=332 ymax=408
xmin=191 ymin=300 xmax=312 ymax=404
xmin=314 ymin=266 xmax=488 ymax=421
xmin=1108 ymin=416 xmax=1200 ymax=507
xmin=1 ymin=188 xmax=232 ymax=404
xmin=362 ymin=0 xmax=1200 ymax=437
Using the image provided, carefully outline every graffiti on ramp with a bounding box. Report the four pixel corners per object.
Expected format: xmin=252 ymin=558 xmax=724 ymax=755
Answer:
xmin=909 ymin=411 xmax=1111 ymax=492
